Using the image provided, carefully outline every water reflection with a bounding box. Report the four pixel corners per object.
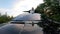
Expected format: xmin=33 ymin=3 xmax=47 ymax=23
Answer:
xmin=0 ymin=24 xmax=43 ymax=34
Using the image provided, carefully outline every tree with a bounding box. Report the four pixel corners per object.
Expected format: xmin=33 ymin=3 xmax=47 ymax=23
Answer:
xmin=43 ymin=0 xmax=60 ymax=22
xmin=35 ymin=0 xmax=60 ymax=22
xmin=36 ymin=0 xmax=60 ymax=34
xmin=0 ymin=14 xmax=13 ymax=24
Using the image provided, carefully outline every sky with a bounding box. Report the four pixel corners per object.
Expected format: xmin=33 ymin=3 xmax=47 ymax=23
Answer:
xmin=0 ymin=0 xmax=43 ymax=17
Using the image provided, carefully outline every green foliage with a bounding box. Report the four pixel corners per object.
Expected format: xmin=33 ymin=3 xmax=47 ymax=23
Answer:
xmin=35 ymin=3 xmax=46 ymax=14
xmin=0 ymin=14 xmax=13 ymax=24
xmin=35 ymin=0 xmax=60 ymax=22
xmin=36 ymin=0 xmax=60 ymax=34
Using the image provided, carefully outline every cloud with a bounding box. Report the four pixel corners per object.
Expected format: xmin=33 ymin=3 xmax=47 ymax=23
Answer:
xmin=11 ymin=0 xmax=43 ymax=17
xmin=0 ymin=0 xmax=43 ymax=17
xmin=0 ymin=8 xmax=9 ymax=14
xmin=13 ymin=0 xmax=43 ymax=11
xmin=0 ymin=8 xmax=12 ymax=16
xmin=0 ymin=8 xmax=24 ymax=17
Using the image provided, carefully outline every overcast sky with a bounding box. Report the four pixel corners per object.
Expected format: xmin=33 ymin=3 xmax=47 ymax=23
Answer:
xmin=0 ymin=0 xmax=43 ymax=17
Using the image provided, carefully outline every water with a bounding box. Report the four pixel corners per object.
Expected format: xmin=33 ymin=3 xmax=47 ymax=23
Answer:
xmin=0 ymin=24 xmax=43 ymax=34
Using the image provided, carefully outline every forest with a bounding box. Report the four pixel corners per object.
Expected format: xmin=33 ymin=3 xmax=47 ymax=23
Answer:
xmin=0 ymin=13 xmax=13 ymax=24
